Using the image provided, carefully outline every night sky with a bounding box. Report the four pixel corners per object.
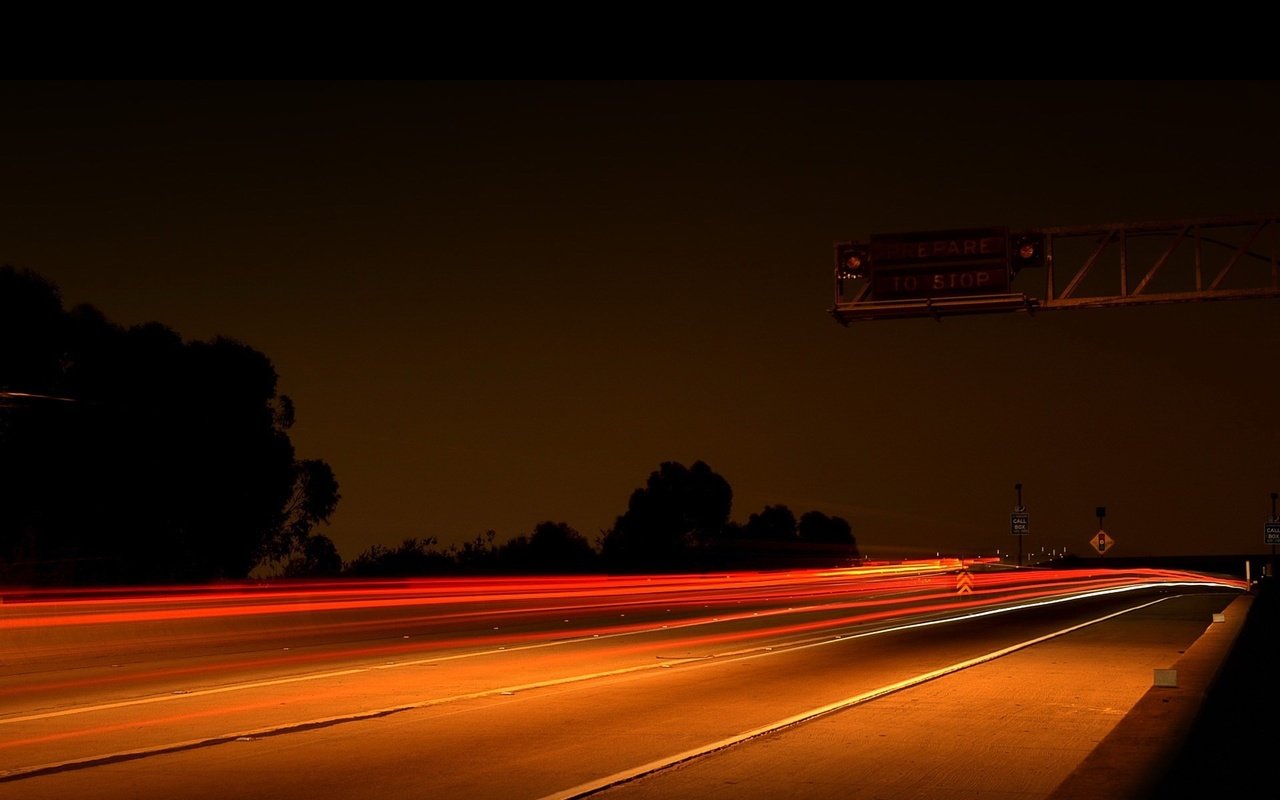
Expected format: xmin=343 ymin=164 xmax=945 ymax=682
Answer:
xmin=3 ymin=80 xmax=1277 ymax=562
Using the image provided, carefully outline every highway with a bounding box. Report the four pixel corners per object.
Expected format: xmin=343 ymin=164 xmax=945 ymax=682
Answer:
xmin=0 ymin=562 xmax=1249 ymax=799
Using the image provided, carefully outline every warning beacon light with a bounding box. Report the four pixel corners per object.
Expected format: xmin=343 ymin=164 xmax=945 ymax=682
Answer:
xmin=1010 ymin=233 xmax=1046 ymax=269
xmin=835 ymin=242 xmax=869 ymax=279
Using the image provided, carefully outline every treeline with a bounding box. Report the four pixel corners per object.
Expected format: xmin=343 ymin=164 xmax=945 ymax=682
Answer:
xmin=333 ymin=461 xmax=858 ymax=578
xmin=1 ymin=266 xmax=856 ymax=585
xmin=0 ymin=266 xmax=338 ymax=585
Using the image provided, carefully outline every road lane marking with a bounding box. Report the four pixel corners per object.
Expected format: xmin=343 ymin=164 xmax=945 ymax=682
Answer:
xmin=0 ymin=587 xmax=1231 ymax=783
xmin=0 ymin=624 xmax=706 ymax=725
xmin=0 ymin=656 xmax=709 ymax=782
xmin=537 ymin=595 xmax=1176 ymax=800
xmin=0 ymin=582 xmax=1217 ymax=727
xmin=1 ymin=596 xmax=861 ymax=723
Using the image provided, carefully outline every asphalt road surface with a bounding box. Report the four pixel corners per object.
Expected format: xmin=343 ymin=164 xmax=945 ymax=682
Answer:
xmin=0 ymin=564 xmax=1249 ymax=799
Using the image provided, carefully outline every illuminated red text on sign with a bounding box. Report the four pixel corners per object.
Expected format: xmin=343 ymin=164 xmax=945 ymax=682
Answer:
xmin=872 ymin=266 xmax=1010 ymax=298
xmin=870 ymin=227 xmax=1009 ymax=268
xmin=873 ymin=236 xmax=1004 ymax=265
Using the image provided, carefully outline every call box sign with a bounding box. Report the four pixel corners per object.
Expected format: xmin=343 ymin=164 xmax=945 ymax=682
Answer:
xmin=1266 ymin=522 xmax=1280 ymax=546
xmin=1011 ymin=511 xmax=1029 ymax=536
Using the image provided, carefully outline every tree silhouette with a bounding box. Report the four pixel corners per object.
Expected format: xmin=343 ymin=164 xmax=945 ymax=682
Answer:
xmin=798 ymin=511 xmax=855 ymax=546
xmin=282 ymin=533 xmax=343 ymax=578
xmin=453 ymin=530 xmax=502 ymax=572
xmin=602 ymin=460 xmax=732 ymax=571
xmin=798 ymin=510 xmax=860 ymax=563
xmin=742 ymin=504 xmax=798 ymax=541
xmin=720 ymin=507 xmax=859 ymax=570
xmin=0 ymin=265 xmax=339 ymax=584
xmin=0 ymin=266 xmax=65 ymax=394
xmin=345 ymin=537 xmax=452 ymax=577
xmin=503 ymin=520 xmax=597 ymax=573
xmin=262 ymin=459 xmax=342 ymax=572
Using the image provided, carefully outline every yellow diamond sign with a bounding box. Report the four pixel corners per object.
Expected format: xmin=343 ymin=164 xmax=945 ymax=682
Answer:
xmin=1091 ymin=531 xmax=1114 ymax=554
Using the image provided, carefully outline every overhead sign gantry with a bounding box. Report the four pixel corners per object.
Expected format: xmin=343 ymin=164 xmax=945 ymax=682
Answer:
xmin=830 ymin=215 xmax=1280 ymax=323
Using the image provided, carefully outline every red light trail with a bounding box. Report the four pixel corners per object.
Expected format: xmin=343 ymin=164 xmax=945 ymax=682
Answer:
xmin=0 ymin=560 xmax=1249 ymax=794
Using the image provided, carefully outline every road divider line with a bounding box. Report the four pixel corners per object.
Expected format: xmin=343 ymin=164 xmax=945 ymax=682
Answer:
xmin=538 ymin=596 xmax=1173 ymax=800
xmin=0 ymin=592 xmax=1184 ymax=784
xmin=1 ymin=581 xmax=1219 ymax=726
xmin=0 ymin=623 xmax=707 ymax=725
xmin=0 ymin=655 xmax=709 ymax=783
xmin=0 ymin=668 xmax=371 ymax=725
xmin=0 ymin=601 xmax=827 ymax=725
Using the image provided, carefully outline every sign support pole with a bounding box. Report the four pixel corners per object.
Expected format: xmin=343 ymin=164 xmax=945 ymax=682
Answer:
xmin=1271 ymin=492 xmax=1278 ymax=576
xmin=1016 ymin=483 xmax=1023 ymax=568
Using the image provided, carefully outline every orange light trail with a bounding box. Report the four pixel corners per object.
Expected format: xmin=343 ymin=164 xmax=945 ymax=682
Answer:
xmin=0 ymin=697 xmax=288 ymax=752
xmin=1 ymin=562 xmax=1246 ymax=706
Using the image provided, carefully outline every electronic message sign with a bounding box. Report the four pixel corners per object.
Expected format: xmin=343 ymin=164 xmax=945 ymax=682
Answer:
xmin=867 ymin=227 xmax=1011 ymax=299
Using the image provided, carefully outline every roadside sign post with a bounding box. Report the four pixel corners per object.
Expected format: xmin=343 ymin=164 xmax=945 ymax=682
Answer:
xmin=1011 ymin=483 xmax=1029 ymax=567
xmin=1267 ymin=492 xmax=1279 ymax=576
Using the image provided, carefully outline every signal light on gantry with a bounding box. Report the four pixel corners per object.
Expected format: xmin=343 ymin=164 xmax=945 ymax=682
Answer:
xmin=1010 ymin=233 xmax=1046 ymax=269
xmin=835 ymin=242 xmax=869 ymax=279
